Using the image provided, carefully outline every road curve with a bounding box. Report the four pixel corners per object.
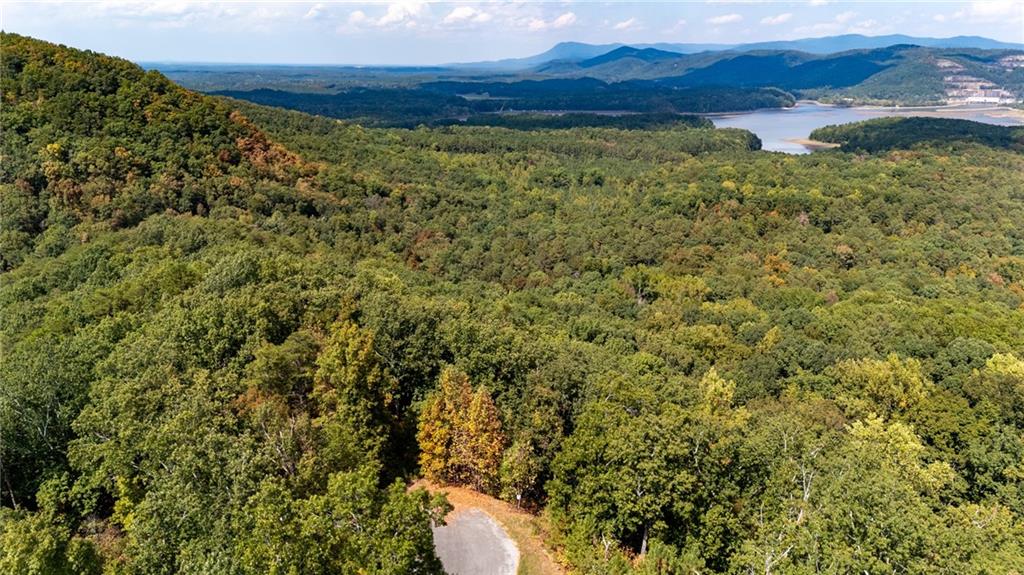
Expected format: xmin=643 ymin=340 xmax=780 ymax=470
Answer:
xmin=432 ymin=508 xmax=520 ymax=575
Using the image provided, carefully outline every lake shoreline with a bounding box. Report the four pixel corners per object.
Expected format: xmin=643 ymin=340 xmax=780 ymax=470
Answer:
xmin=711 ymin=100 xmax=1024 ymax=154
xmin=798 ymin=99 xmax=1024 ymax=119
xmin=784 ymin=137 xmax=840 ymax=151
xmin=472 ymin=102 xmax=1024 ymax=121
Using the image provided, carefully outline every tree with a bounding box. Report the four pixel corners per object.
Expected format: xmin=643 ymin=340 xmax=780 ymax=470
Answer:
xmin=417 ymin=367 xmax=471 ymax=484
xmin=500 ymin=438 xmax=541 ymax=508
xmin=462 ymin=387 xmax=506 ymax=492
xmin=417 ymin=387 xmax=456 ymax=484
xmin=0 ymin=477 xmax=102 ymax=575
xmin=0 ymin=509 xmax=101 ymax=575
xmin=741 ymin=416 xmax=957 ymax=574
xmin=416 ymin=366 xmax=504 ymax=492
xmin=312 ymin=320 xmax=399 ymax=475
xmin=549 ymin=366 xmax=749 ymax=566
xmin=235 ymin=466 xmax=449 ymax=575
xmin=967 ymin=353 xmax=1024 ymax=425
xmin=830 ymin=354 xmax=931 ymax=417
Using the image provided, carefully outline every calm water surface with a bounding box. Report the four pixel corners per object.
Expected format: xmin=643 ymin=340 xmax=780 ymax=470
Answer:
xmin=711 ymin=101 xmax=1024 ymax=154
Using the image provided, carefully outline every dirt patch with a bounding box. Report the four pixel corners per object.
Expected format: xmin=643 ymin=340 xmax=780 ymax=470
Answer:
xmin=784 ymin=137 xmax=840 ymax=151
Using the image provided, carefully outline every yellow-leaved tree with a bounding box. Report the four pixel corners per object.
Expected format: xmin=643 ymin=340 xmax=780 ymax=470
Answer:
xmin=417 ymin=366 xmax=505 ymax=492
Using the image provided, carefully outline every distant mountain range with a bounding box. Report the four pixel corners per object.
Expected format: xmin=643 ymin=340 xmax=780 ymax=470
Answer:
xmin=453 ymin=34 xmax=1024 ymax=70
xmin=155 ymin=33 xmax=1024 ymax=109
xmin=441 ymin=40 xmax=1024 ymax=107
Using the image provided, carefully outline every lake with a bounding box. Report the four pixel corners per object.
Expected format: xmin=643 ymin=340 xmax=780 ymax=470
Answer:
xmin=710 ymin=101 xmax=1024 ymax=154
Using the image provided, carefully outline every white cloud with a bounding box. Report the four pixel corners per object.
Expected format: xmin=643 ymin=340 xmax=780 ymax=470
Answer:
xmin=847 ymin=18 xmax=882 ymax=34
xmin=662 ymin=18 xmax=688 ymax=34
xmin=444 ymin=6 xmax=475 ymax=23
xmin=793 ymin=10 xmax=894 ymax=36
xmin=528 ymin=11 xmax=576 ymax=31
xmin=32 ymin=2 xmax=307 ymax=34
xmin=793 ymin=10 xmax=856 ymax=35
xmin=348 ymin=10 xmax=367 ymax=25
xmin=935 ymin=1 xmax=1024 ymax=24
xmin=376 ymin=1 xmax=426 ymax=27
xmin=613 ymin=17 xmax=639 ymax=31
xmin=66 ymin=1 xmax=207 ymax=26
xmin=304 ymin=3 xmax=326 ymax=21
xmin=760 ymin=13 xmax=792 ymax=25
xmin=969 ymin=0 xmax=1020 ymax=18
xmin=343 ymin=1 xmax=428 ymax=28
xmin=834 ymin=10 xmax=857 ymax=23
xmin=552 ymin=12 xmax=577 ymax=28
xmin=443 ymin=6 xmax=492 ymax=25
xmin=808 ymin=0 xmax=829 ymax=5
xmin=707 ymin=13 xmax=743 ymax=25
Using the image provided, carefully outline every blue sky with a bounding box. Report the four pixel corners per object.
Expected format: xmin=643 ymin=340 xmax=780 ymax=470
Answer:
xmin=3 ymin=1 xmax=1023 ymax=65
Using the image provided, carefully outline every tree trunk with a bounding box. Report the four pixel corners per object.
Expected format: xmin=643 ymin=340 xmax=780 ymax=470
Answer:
xmin=640 ymin=523 xmax=649 ymax=556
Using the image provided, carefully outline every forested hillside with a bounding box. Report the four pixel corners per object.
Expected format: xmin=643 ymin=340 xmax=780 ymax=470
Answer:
xmin=431 ymin=111 xmax=715 ymax=131
xmin=811 ymin=116 xmax=1024 ymax=153
xmin=4 ymin=34 xmax=1024 ymax=575
xmin=213 ymin=82 xmax=795 ymax=127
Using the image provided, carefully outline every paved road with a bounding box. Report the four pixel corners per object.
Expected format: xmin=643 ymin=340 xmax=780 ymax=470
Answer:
xmin=432 ymin=508 xmax=520 ymax=575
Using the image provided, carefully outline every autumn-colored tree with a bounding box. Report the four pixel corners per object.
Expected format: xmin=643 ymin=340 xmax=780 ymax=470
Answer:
xmin=417 ymin=366 xmax=504 ymax=492
xmin=462 ymin=387 xmax=506 ymax=491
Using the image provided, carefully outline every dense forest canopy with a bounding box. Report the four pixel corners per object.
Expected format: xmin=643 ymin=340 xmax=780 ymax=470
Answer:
xmin=431 ymin=111 xmax=715 ymax=132
xmin=3 ymin=33 xmax=1024 ymax=575
xmin=810 ymin=116 xmax=1024 ymax=153
xmin=213 ymin=83 xmax=795 ymax=127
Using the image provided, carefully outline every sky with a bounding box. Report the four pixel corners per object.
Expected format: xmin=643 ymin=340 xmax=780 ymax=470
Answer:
xmin=3 ymin=1 xmax=1023 ymax=66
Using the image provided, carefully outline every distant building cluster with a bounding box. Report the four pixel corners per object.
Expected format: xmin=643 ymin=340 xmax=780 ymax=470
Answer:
xmin=936 ymin=57 xmax=1021 ymax=104
xmin=998 ymin=55 xmax=1024 ymax=69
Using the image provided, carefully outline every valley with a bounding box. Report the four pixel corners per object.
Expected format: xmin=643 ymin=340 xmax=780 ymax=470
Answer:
xmin=156 ymin=37 xmax=1024 ymax=134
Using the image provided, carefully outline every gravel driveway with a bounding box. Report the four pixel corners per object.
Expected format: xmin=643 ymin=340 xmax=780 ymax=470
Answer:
xmin=432 ymin=508 xmax=520 ymax=575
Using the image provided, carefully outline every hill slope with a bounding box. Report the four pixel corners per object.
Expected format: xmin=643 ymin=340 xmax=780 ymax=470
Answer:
xmin=1 ymin=33 xmax=447 ymax=575
xmin=661 ymin=47 xmax=899 ymax=90
xmin=537 ymin=44 xmax=1022 ymax=105
xmin=578 ymin=46 xmax=682 ymax=68
xmin=5 ymin=34 xmax=1024 ymax=575
xmin=0 ymin=33 xmax=315 ymax=268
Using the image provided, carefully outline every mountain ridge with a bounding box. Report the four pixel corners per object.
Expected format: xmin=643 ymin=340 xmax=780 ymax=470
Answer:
xmin=451 ymin=34 xmax=1024 ymax=70
xmin=578 ymin=46 xmax=683 ymax=69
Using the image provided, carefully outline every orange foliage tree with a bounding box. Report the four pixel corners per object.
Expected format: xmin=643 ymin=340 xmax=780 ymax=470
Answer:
xmin=417 ymin=366 xmax=505 ymax=492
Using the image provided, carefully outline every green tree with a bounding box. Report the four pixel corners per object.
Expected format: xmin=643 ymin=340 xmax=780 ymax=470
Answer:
xmin=967 ymin=353 xmax=1024 ymax=425
xmin=500 ymin=437 xmax=542 ymax=508
xmin=235 ymin=466 xmax=448 ymax=575
xmin=312 ymin=319 xmax=399 ymax=476
xmin=831 ymin=354 xmax=931 ymax=417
